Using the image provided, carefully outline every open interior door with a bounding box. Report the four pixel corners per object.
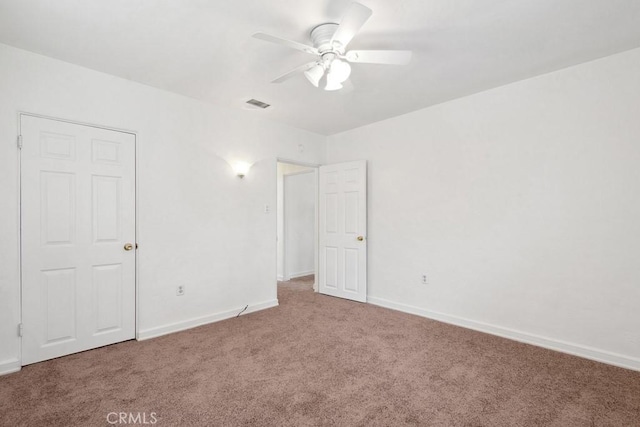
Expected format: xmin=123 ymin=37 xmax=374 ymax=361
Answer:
xmin=319 ymin=160 xmax=367 ymax=302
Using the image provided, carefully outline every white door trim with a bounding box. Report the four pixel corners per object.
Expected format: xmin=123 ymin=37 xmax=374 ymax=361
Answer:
xmin=18 ymin=112 xmax=138 ymax=136
xmin=18 ymin=112 xmax=139 ymax=367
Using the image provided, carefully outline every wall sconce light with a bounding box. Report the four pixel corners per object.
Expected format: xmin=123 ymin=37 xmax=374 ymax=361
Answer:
xmin=233 ymin=161 xmax=252 ymax=179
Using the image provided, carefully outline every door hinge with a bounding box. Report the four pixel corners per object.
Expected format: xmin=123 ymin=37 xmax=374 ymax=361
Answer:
xmin=17 ymin=135 xmax=23 ymax=150
xmin=18 ymin=323 xmax=23 ymax=337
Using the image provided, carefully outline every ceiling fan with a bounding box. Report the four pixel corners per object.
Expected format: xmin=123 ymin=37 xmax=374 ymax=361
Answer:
xmin=253 ymin=2 xmax=412 ymax=91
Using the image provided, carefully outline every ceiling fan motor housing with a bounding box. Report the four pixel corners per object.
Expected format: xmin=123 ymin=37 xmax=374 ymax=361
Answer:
xmin=310 ymin=23 xmax=344 ymax=55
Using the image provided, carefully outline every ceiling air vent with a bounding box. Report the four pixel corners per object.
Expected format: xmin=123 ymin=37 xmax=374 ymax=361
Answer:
xmin=246 ymin=99 xmax=270 ymax=109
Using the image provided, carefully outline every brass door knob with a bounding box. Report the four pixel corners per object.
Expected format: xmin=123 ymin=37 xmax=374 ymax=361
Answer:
xmin=124 ymin=243 xmax=134 ymax=251
xmin=357 ymin=236 xmax=364 ymax=241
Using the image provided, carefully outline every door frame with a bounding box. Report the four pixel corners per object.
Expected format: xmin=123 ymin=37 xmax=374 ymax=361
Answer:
xmin=276 ymin=158 xmax=320 ymax=292
xmin=17 ymin=112 xmax=139 ymax=367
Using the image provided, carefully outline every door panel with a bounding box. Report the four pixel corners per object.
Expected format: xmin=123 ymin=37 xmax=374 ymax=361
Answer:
xmin=93 ymin=175 xmax=121 ymax=242
xmin=41 ymin=171 xmax=76 ymax=244
xmin=319 ymin=160 xmax=367 ymax=302
xmin=42 ymin=268 xmax=77 ymax=344
xmin=21 ymin=115 xmax=136 ymax=365
xmin=93 ymin=263 xmax=123 ymax=334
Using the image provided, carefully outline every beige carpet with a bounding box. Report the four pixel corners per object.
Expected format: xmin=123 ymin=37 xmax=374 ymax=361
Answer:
xmin=1 ymin=275 xmax=639 ymax=426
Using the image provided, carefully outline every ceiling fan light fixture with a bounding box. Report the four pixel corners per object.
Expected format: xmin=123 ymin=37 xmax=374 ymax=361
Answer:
xmin=320 ymin=59 xmax=350 ymax=91
xmin=254 ymin=3 xmax=412 ymax=91
xmin=304 ymin=64 xmax=324 ymax=87
xmin=329 ymin=59 xmax=351 ymax=83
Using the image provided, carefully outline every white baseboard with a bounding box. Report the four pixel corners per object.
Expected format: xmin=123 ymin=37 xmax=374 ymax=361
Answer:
xmin=137 ymin=299 xmax=279 ymax=341
xmin=289 ymin=270 xmax=314 ymax=279
xmin=0 ymin=358 xmax=21 ymax=376
xmin=368 ymin=296 xmax=640 ymax=372
xmin=277 ymin=275 xmax=284 ymax=281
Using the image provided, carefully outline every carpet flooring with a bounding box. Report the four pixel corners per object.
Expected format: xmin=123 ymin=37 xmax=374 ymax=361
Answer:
xmin=1 ymin=275 xmax=639 ymax=426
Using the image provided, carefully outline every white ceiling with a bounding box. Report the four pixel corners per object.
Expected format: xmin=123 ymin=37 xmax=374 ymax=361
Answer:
xmin=1 ymin=0 xmax=640 ymax=135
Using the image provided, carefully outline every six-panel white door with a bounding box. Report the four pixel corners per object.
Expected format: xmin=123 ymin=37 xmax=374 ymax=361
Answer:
xmin=319 ymin=161 xmax=367 ymax=302
xmin=21 ymin=115 xmax=136 ymax=365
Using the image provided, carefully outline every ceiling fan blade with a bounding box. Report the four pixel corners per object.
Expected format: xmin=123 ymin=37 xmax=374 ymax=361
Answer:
xmin=271 ymin=62 xmax=318 ymax=83
xmin=253 ymin=33 xmax=319 ymax=55
xmin=345 ymin=50 xmax=413 ymax=65
xmin=330 ymin=2 xmax=373 ymax=48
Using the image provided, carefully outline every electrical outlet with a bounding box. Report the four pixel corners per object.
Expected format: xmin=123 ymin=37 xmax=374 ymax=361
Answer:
xmin=176 ymin=285 xmax=185 ymax=296
xmin=421 ymin=274 xmax=428 ymax=284
xmin=264 ymin=204 xmax=270 ymax=214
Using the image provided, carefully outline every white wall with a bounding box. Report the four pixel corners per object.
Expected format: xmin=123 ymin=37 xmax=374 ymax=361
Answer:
xmin=276 ymin=163 xmax=314 ymax=280
xmin=284 ymin=171 xmax=315 ymax=279
xmin=326 ymin=48 xmax=640 ymax=370
xmin=0 ymin=43 xmax=325 ymax=374
xmin=3 ymin=41 xmax=639 ymax=375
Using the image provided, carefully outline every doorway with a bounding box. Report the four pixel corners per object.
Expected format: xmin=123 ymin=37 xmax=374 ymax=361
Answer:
xmin=277 ymin=161 xmax=318 ymax=291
